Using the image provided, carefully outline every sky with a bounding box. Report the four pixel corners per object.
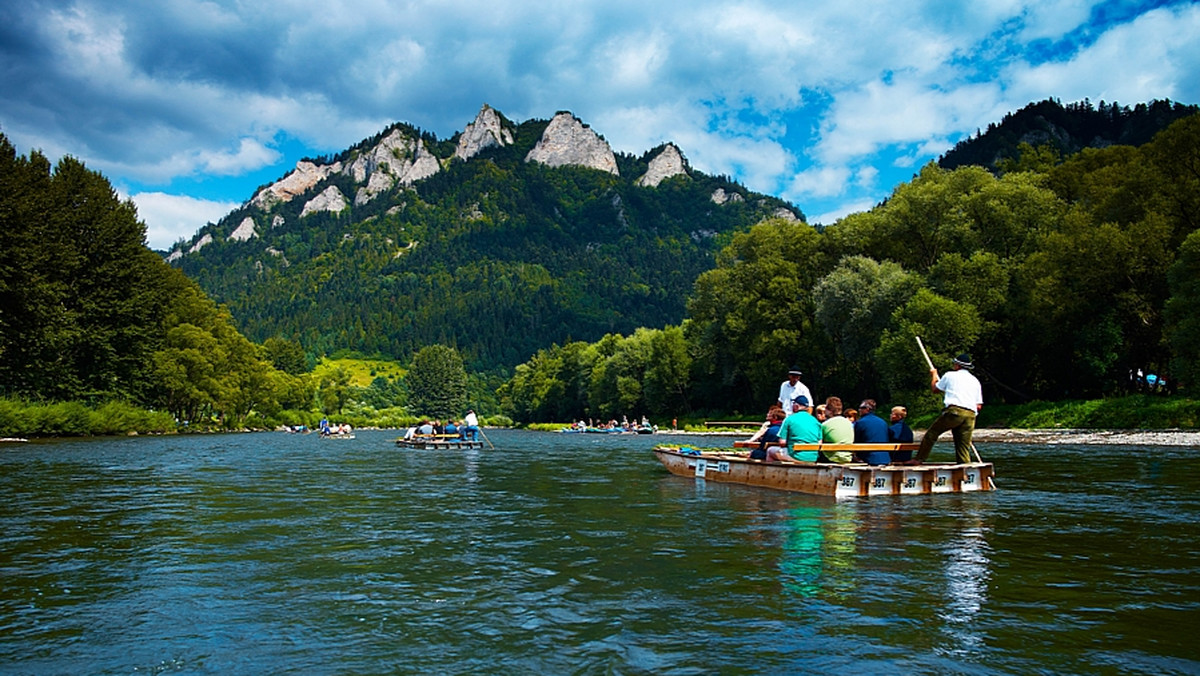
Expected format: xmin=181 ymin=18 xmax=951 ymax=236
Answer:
xmin=2 ymin=1 xmax=1199 ymax=251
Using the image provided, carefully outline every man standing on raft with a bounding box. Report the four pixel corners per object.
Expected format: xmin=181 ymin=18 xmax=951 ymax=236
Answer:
xmin=901 ymin=353 xmax=983 ymax=465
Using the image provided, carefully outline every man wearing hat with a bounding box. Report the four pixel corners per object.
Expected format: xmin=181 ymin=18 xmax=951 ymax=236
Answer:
xmin=777 ymin=367 xmax=813 ymax=416
xmin=766 ymin=395 xmax=822 ymax=462
xmin=902 ymin=353 xmax=983 ymax=465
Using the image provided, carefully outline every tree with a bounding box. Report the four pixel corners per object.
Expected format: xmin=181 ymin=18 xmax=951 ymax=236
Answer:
xmin=1166 ymin=229 xmax=1200 ymax=391
xmin=263 ymin=337 xmax=309 ymax=375
xmin=406 ymin=344 xmax=468 ymax=418
xmin=812 ymin=256 xmax=922 ymax=394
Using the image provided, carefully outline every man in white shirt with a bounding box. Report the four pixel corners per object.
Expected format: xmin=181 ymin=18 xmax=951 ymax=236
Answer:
xmin=902 ymin=353 xmax=983 ymax=465
xmin=777 ymin=367 xmax=813 ymax=415
xmin=463 ymin=409 xmax=480 ymax=442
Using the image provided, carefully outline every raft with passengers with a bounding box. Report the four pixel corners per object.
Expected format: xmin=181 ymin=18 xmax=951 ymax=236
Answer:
xmin=654 ymin=346 xmax=995 ymax=499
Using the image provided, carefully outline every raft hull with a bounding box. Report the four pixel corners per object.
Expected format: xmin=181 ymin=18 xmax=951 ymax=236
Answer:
xmin=653 ymin=446 xmax=994 ymax=498
xmin=396 ymin=438 xmax=483 ymax=450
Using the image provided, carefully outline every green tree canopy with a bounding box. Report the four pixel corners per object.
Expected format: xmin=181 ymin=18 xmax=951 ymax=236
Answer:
xmin=407 ymin=344 xmax=468 ymax=418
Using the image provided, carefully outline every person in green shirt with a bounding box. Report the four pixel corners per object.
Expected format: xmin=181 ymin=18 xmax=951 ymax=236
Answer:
xmin=819 ymin=396 xmax=855 ymax=463
xmin=767 ymin=396 xmax=822 ymax=462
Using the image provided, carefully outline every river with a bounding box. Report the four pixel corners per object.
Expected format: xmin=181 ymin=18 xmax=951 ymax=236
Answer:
xmin=1 ymin=430 xmax=1197 ymax=674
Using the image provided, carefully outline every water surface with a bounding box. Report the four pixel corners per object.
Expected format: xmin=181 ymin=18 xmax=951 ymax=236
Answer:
xmin=1 ymin=430 xmax=1197 ymax=674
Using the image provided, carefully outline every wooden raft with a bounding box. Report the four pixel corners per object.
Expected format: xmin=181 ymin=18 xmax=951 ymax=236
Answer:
xmin=653 ymin=445 xmax=995 ymax=498
xmin=395 ymin=434 xmax=484 ymax=450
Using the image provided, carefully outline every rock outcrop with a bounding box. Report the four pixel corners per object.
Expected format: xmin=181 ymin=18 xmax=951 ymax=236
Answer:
xmin=250 ymin=160 xmax=342 ymax=210
xmin=301 ymin=186 xmax=349 ymax=217
xmin=188 ymin=233 xmax=213 ymax=254
xmin=454 ymin=104 xmax=514 ymax=161
xmin=636 ymin=143 xmax=687 ymax=187
xmin=525 ymin=113 xmax=619 ymax=175
xmin=711 ymin=188 xmax=744 ymax=205
xmin=229 ymin=216 xmax=257 ymax=241
xmin=346 ymin=128 xmax=441 ymax=205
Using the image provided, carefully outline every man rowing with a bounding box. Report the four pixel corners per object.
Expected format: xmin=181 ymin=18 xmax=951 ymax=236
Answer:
xmin=901 ymin=353 xmax=983 ymax=465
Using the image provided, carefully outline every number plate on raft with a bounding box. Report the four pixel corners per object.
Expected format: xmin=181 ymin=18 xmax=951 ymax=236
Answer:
xmin=693 ymin=459 xmax=731 ymax=477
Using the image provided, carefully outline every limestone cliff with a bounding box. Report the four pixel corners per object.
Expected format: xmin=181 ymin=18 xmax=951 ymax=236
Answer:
xmin=250 ymin=160 xmax=342 ymax=210
xmin=229 ymin=216 xmax=257 ymax=241
xmin=454 ymin=104 xmax=514 ymax=161
xmin=636 ymin=143 xmax=687 ymax=187
xmin=525 ymin=112 xmax=619 ymax=175
xmin=301 ymin=185 xmax=349 ymax=217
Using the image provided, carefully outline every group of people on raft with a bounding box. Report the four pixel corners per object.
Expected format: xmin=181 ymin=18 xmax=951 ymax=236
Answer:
xmin=747 ymin=355 xmax=983 ymax=466
xmin=402 ymin=409 xmax=482 ymax=442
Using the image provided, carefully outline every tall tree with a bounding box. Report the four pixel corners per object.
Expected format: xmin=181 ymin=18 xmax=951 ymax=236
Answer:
xmin=407 ymin=344 xmax=468 ymax=418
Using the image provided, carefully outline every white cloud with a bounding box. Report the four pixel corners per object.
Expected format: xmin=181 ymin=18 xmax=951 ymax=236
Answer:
xmin=130 ymin=192 xmax=240 ymax=251
xmin=787 ymin=165 xmax=852 ymax=200
xmin=1006 ymin=3 xmax=1200 ymax=104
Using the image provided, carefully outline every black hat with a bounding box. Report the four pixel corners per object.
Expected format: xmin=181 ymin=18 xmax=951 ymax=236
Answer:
xmin=787 ymin=366 xmax=802 ymax=376
xmin=953 ymin=353 xmax=974 ymax=369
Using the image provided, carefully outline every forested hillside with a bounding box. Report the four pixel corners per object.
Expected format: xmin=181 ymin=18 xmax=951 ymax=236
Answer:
xmin=503 ymin=113 xmax=1200 ymax=422
xmin=172 ymin=110 xmax=799 ymax=372
xmin=940 ymin=98 xmax=1198 ymax=171
xmin=0 ymin=134 xmax=313 ymax=430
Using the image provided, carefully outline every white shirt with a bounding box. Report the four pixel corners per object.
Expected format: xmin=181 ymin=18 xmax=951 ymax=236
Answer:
xmin=937 ymin=369 xmax=983 ymax=410
xmin=465 ymin=411 xmax=479 ymax=427
xmin=778 ymin=379 xmax=813 ymax=412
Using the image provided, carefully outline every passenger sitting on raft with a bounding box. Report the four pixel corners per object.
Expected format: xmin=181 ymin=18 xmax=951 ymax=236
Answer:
xmin=766 ymin=396 xmax=822 ymax=462
xmin=747 ymin=407 xmax=786 ymax=460
xmin=819 ymin=396 xmax=855 ymax=463
xmin=853 ymin=399 xmax=891 ymax=465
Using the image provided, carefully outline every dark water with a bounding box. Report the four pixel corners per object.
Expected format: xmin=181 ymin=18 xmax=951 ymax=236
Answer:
xmin=1 ymin=430 xmax=1198 ymax=674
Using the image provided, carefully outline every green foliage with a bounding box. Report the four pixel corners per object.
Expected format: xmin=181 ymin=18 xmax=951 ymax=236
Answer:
xmin=978 ymin=395 xmax=1200 ymax=430
xmin=941 ymin=98 xmax=1199 ymax=172
xmin=504 ymin=110 xmax=1200 ymax=420
xmin=406 ymin=344 xmax=468 ymax=418
xmin=0 ymin=132 xmax=313 ymax=433
xmin=0 ymin=398 xmax=177 ymax=437
xmin=173 ymin=121 xmax=797 ymax=375
xmin=263 ymin=337 xmax=309 ymax=375
xmin=1166 ymin=230 xmax=1200 ymax=388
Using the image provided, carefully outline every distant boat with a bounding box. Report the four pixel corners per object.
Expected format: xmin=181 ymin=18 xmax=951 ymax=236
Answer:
xmin=653 ymin=443 xmax=995 ymax=498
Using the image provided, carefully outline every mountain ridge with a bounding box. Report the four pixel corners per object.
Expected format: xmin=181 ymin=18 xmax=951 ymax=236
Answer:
xmin=168 ymin=104 xmax=802 ymax=370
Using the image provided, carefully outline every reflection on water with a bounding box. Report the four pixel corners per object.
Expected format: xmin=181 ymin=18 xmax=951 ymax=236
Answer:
xmin=1 ymin=432 xmax=1198 ymax=674
xmin=939 ymin=508 xmax=991 ymax=657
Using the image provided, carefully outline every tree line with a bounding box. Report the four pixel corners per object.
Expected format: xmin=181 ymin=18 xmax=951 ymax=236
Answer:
xmin=501 ymin=114 xmax=1200 ymax=423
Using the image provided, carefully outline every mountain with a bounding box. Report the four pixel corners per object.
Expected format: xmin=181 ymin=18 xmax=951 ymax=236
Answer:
xmin=168 ymin=104 xmax=803 ymax=371
xmin=939 ymin=98 xmax=1199 ymax=171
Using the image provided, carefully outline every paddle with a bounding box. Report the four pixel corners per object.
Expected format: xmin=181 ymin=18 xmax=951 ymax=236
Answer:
xmin=479 ymin=426 xmax=495 ymax=450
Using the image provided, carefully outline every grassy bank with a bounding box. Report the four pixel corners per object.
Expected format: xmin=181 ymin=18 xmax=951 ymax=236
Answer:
xmin=913 ymin=395 xmax=1200 ymax=430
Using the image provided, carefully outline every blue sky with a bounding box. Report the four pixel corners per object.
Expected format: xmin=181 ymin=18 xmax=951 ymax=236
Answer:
xmin=3 ymin=0 xmax=1199 ymax=250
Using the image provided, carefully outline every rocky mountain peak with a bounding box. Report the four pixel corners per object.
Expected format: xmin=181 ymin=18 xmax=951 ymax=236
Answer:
xmin=454 ymin=104 xmax=514 ymax=161
xmin=636 ymin=143 xmax=687 ymax=187
xmin=525 ymin=112 xmax=619 ymax=175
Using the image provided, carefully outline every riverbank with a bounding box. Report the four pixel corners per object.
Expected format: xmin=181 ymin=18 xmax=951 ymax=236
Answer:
xmin=654 ymin=427 xmax=1200 ymax=446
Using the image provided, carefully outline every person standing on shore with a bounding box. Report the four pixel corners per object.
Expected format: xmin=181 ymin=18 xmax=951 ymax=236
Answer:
xmin=902 ymin=353 xmax=983 ymax=465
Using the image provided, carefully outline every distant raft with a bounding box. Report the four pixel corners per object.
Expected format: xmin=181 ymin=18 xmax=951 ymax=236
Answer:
xmin=396 ymin=435 xmax=484 ymax=450
xmin=653 ymin=443 xmax=995 ymax=499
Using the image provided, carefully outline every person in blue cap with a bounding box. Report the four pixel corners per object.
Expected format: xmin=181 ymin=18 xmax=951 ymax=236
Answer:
xmin=901 ymin=353 xmax=983 ymax=465
xmin=766 ymin=395 xmax=822 ymax=462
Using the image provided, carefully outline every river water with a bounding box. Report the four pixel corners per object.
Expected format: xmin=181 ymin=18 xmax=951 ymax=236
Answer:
xmin=1 ymin=429 xmax=1197 ymax=674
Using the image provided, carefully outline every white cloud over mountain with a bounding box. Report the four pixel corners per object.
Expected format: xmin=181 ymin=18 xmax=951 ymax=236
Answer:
xmin=1 ymin=0 xmax=1197 ymax=247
